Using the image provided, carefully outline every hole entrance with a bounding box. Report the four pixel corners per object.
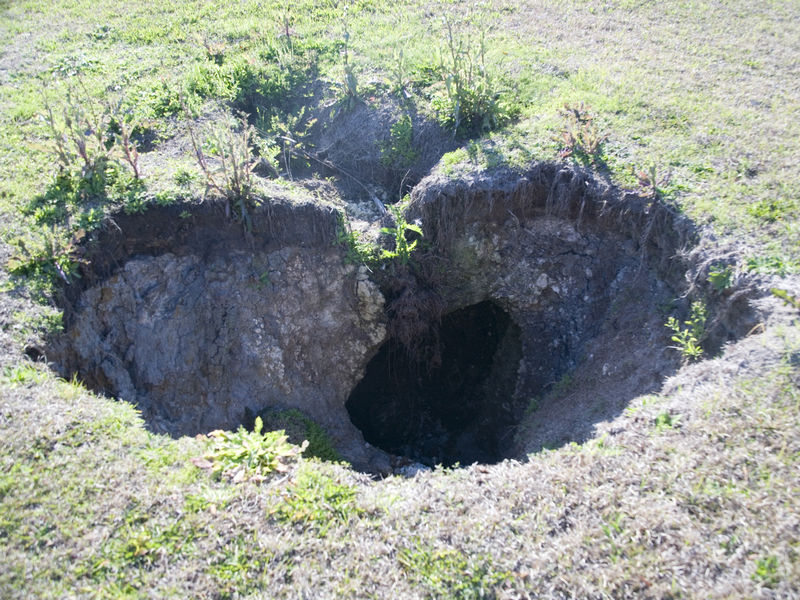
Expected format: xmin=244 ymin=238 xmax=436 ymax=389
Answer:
xmin=346 ymin=301 xmax=523 ymax=467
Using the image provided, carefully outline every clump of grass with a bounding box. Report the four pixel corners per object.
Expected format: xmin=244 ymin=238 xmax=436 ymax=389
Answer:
xmin=270 ymin=463 xmax=361 ymax=535
xmin=398 ymin=541 xmax=510 ymax=599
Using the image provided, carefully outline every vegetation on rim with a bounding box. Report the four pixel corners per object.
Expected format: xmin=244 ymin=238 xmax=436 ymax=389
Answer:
xmin=0 ymin=0 xmax=798 ymax=598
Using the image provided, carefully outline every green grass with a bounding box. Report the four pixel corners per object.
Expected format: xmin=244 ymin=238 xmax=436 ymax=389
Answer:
xmin=1 ymin=0 xmax=800 ymax=597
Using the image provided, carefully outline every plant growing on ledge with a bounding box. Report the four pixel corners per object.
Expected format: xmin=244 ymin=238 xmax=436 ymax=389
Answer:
xmin=380 ymin=204 xmax=423 ymax=266
xmin=665 ymin=300 xmax=708 ymax=362
xmin=186 ymin=110 xmax=278 ymax=230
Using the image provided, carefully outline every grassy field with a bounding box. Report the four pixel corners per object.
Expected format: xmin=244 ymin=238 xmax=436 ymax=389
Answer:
xmin=1 ymin=0 xmax=799 ymax=597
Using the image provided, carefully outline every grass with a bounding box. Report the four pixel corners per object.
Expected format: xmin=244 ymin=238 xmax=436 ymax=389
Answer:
xmin=1 ymin=0 xmax=799 ymax=597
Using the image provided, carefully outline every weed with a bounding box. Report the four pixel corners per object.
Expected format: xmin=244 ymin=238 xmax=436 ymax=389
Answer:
xmin=267 ymin=106 xmax=315 ymax=179
xmin=174 ymin=168 xmax=198 ymax=188
xmin=654 ymin=412 xmax=683 ymax=431
xmin=708 ymin=264 xmax=734 ymax=292
xmin=635 ymin=163 xmax=671 ymax=199
xmin=752 ymin=555 xmax=780 ymax=588
xmin=380 ymin=115 xmax=418 ymax=169
xmin=398 ymin=541 xmax=510 ymax=599
xmin=665 ymin=300 xmax=707 ymax=362
xmin=42 ymin=82 xmax=143 ymax=183
xmin=198 ymin=416 xmax=305 ymax=483
xmin=335 ymin=5 xmax=360 ymax=115
xmin=186 ymin=111 xmax=275 ymax=229
xmin=270 ymin=463 xmax=360 ymax=534
xmin=8 ymin=229 xmax=80 ymax=285
xmin=41 ymin=83 xmax=112 ymax=182
xmin=380 ymin=203 xmax=423 ymax=265
xmin=335 ymin=213 xmax=380 ymax=266
xmin=747 ymin=197 xmax=797 ymax=223
xmin=555 ymin=103 xmax=608 ymax=164
xmin=524 ymin=396 xmax=540 ymax=417
xmin=551 ymin=373 xmax=573 ymax=397
xmin=745 ymin=255 xmax=800 ymax=276
xmin=257 ymin=408 xmax=342 ymax=462
xmin=433 ymin=11 xmax=517 ymax=137
xmin=2 ymin=364 xmax=48 ymax=385
xmin=387 ymin=46 xmax=412 ymax=101
xmin=771 ymin=288 xmax=800 ymax=311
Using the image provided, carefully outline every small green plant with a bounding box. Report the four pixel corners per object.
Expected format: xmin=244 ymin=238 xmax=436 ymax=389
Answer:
xmin=555 ymin=103 xmax=608 ymax=164
xmin=551 ymin=373 xmax=573 ymax=397
xmin=8 ymin=229 xmax=80 ymax=285
xmin=654 ymin=411 xmax=683 ymax=431
xmin=334 ymin=6 xmax=360 ymax=115
xmin=198 ymin=416 xmax=306 ymax=483
xmin=335 ymin=213 xmax=380 ymax=266
xmin=708 ymin=264 xmax=734 ymax=292
xmin=2 ymin=364 xmax=48 ymax=385
xmin=380 ymin=115 xmax=418 ymax=169
xmin=635 ymin=163 xmax=671 ymax=199
xmin=665 ymin=300 xmax=708 ymax=362
xmin=752 ymin=555 xmax=780 ymax=588
xmin=380 ymin=204 xmax=423 ymax=265
xmin=257 ymin=408 xmax=342 ymax=462
xmin=398 ymin=541 xmax=510 ymax=599
xmin=746 ymin=254 xmax=800 ymax=276
xmin=771 ymin=287 xmax=800 ymax=311
xmin=270 ymin=464 xmax=360 ymax=534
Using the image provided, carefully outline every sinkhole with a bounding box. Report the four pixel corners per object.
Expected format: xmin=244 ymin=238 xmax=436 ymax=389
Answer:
xmin=346 ymin=301 xmax=523 ymax=467
xmin=44 ymin=163 xmax=753 ymax=474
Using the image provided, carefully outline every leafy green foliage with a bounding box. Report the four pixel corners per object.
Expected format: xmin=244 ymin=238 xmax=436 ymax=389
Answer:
xmin=771 ymin=288 xmax=800 ymax=311
xmin=708 ymin=264 xmax=734 ymax=292
xmin=183 ymin=42 xmax=319 ymax=119
xmin=380 ymin=204 xmax=423 ymax=265
xmin=752 ymin=555 xmax=780 ymax=588
xmin=335 ymin=212 xmax=380 ymax=266
xmin=258 ymin=408 xmax=342 ymax=462
xmin=200 ymin=417 xmax=305 ymax=483
xmin=665 ymin=301 xmax=708 ymax=362
xmin=746 ymin=255 xmax=800 ymax=276
xmin=654 ymin=411 xmax=683 ymax=431
xmin=380 ymin=115 xmax=418 ymax=169
xmin=398 ymin=542 xmax=510 ymax=599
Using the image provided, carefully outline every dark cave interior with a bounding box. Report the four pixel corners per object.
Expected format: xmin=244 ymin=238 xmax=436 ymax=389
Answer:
xmin=346 ymin=300 xmax=523 ymax=467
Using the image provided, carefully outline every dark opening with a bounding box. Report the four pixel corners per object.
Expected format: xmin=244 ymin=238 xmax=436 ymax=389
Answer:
xmin=346 ymin=301 xmax=522 ymax=467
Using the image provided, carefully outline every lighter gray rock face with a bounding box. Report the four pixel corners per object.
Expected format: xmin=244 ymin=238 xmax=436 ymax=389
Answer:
xmin=64 ymin=246 xmax=387 ymax=470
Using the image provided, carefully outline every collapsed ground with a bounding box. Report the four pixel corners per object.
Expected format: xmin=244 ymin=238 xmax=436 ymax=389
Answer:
xmin=45 ymin=162 xmax=761 ymax=474
xmin=1 ymin=0 xmax=799 ymax=598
